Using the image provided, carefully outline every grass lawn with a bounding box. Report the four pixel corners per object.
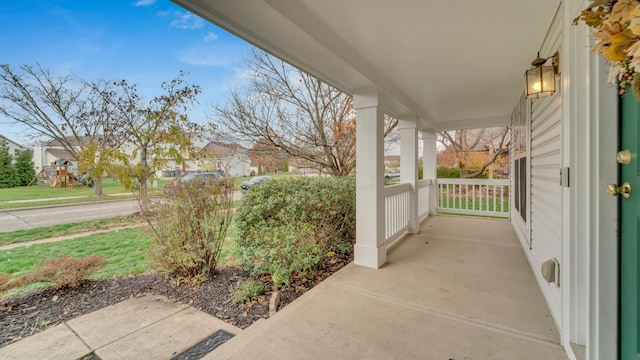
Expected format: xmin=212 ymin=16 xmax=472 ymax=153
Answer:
xmin=0 ymin=179 xmax=130 ymax=201
xmin=438 ymin=197 xmax=510 ymax=213
xmin=0 ymin=217 xmax=241 ymax=297
xmin=0 ymin=227 xmax=151 ymax=297
xmin=0 ymin=216 xmax=143 ymax=246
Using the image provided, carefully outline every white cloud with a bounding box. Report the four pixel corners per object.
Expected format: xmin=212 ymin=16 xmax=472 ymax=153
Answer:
xmin=204 ymin=32 xmax=218 ymax=42
xmin=170 ymin=12 xmax=204 ymax=30
xmin=178 ymin=48 xmax=229 ymax=67
xmin=131 ymin=0 xmax=156 ymax=7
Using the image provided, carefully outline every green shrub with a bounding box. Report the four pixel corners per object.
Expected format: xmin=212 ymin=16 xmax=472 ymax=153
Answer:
xmin=145 ymin=179 xmax=233 ymax=284
xmin=437 ymin=166 xmax=460 ymax=178
xmin=14 ymin=149 xmax=35 ymax=186
xmin=235 ymin=176 xmax=355 ymax=288
xmin=233 ymin=279 xmax=265 ymax=305
xmin=0 ymin=139 xmax=17 ymax=188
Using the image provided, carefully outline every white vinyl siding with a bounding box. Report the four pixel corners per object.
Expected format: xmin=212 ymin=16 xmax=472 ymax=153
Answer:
xmin=511 ymin=5 xmax=563 ymax=329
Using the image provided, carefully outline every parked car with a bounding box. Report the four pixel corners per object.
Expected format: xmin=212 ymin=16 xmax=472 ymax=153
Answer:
xmin=163 ymin=172 xmax=232 ymax=195
xmin=385 ymin=169 xmax=400 ymax=180
xmin=240 ymin=175 xmax=273 ymax=193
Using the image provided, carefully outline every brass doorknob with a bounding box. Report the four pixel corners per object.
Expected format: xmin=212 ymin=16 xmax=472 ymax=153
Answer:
xmin=617 ymin=149 xmax=632 ymax=165
xmin=607 ymin=182 xmax=632 ymax=198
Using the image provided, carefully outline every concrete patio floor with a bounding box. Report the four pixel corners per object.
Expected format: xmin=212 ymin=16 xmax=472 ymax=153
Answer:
xmin=209 ymin=215 xmax=568 ymax=360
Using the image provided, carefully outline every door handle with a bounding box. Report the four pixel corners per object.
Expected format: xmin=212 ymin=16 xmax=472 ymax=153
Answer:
xmin=617 ymin=149 xmax=632 ymax=165
xmin=607 ymin=182 xmax=632 ymax=198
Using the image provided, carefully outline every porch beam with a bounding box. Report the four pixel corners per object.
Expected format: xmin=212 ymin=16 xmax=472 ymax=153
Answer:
xmin=353 ymin=90 xmax=386 ymax=269
xmin=399 ymin=117 xmax=419 ymax=233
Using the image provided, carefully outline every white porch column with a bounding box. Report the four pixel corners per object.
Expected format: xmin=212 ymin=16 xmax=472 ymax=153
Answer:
xmin=421 ymin=129 xmax=437 ymax=215
xmin=353 ymin=91 xmax=386 ymax=269
xmin=399 ymin=118 xmax=419 ymax=233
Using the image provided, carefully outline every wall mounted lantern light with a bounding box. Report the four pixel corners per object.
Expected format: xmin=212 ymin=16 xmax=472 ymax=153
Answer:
xmin=525 ymin=51 xmax=560 ymax=99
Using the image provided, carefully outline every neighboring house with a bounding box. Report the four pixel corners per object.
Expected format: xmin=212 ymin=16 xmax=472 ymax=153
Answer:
xmin=33 ymin=138 xmax=81 ymax=172
xmin=198 ymin=141 xmax=251 ymax=177
xmin=33 ymin=145 xmax=78 ymax=171
xmin=0 ymin=135 xmax=25 ymax=164
xmin=287 ymin=158 xmax=318 ymax=175
xmin=171 ymin=1 xmax=632 ymax=359
xmin=383 ymin=155 xmax=400 ymax=170
xmin=33 ymin=136 xmax=215 ymax=180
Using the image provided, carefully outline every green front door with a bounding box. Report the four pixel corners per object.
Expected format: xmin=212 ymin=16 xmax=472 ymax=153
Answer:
xmin=620 ymin=92 xmax=640 ymax=359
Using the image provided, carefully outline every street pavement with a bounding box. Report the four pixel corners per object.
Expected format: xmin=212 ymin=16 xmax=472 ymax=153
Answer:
xmin=0 ymin=191 xmax=243 ymax=233
xmin=0 ymin=199 xmax=140 ymax=233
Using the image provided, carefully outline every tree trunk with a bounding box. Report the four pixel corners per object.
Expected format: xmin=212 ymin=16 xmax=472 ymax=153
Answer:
xmin=139 ymin=147 xmax=149 ymax=213
xmin=93 ymin=177 xmax=103 ymax=196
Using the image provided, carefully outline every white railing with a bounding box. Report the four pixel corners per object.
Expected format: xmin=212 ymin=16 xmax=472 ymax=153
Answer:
xmin=417 ymin=179 xmax=431 ymax=218
xmin=384 ymin=183 xmax=412 ymax=243
xmin=436 ymin=178 xmax=510 ymax=218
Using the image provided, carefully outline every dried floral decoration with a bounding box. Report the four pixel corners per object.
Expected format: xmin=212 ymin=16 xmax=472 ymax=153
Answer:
xmin=574 ymin=0 xmax=640 ymax=99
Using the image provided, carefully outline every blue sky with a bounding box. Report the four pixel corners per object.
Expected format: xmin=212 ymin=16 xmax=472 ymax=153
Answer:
xmin=0 ymin=0 xmax=252 ymax=145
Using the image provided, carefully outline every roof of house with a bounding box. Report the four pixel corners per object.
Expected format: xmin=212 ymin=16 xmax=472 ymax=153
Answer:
xmin=45 ymin=136 xmax=95 ymax=147
xmin=0 ymin=135 xmax=24 ymax=149
xmin=47 ymin=148 xmax=77 ymax=161
xmin=203 ymin=142 xmax=244 ymax=157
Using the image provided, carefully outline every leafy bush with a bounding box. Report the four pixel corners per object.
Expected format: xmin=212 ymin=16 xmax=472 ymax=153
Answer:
xmin=14 ymin=149 xmax=35 ymax=186
xmin=0 ymin=139 xmax=17 ymax=188
xmin=1 ymin=255 xmax=105 ymax=292
xmin=145 ymin=179 xmax=233 ymax=284
xmin=233 ymin=279 xmax=265 ymax=305
xmin=235 ymin=176 xmax=355 ymax=288
xmin=437 ymin=166 xmax=460 ymax=178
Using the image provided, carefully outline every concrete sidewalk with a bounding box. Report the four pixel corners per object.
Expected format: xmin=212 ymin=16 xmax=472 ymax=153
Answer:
xmin=0 ymin=294 xmax=241 ymax=360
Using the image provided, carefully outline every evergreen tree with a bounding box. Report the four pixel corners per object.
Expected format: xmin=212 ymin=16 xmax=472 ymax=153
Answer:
xmin=0 ymin=139 xmax=17 ymax=188
xmin=14 ymin=149 xmax=35 ymax=186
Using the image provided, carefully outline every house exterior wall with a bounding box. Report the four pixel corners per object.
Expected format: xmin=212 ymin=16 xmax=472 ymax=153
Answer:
xmin=530 ymin=6 xmax=563 ymax=327
xmin=511 ymin=4 xmax=564 ymax=331
xmin=512 ymin=2 xmax=621 ymax=358
xmin=32 ymin=144 xmax=79 ymax=171
xmin=1 ymin=135 xmax=25 ymax=164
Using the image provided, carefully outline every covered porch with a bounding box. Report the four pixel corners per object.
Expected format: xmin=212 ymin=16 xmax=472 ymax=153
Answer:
xmin=170 ymin=1 xmax=617 ymax=358
xmin=207 ymin=215 xmax=566 ymax=359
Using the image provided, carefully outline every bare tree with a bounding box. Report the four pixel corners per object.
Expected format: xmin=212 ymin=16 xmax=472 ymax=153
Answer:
xmin=0 ymin=64 xmax=127 ymax=195
xmin=438 ymin=127 xmax=510 ymax=178
xmin=94 ymin=72 xmax=206 ymax=212
xmin=214 ymin=49 xmax=397 ymax=176
xmin=247 ymin=138 xmax=289 ymax=173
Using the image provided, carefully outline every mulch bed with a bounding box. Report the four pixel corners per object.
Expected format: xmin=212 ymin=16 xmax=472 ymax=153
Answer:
xmin=0 ymin=250 xmax=353 ymax=349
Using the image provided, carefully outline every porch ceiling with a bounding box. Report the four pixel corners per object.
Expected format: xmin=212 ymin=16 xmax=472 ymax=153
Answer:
xmin=172 ymin=0 xmax=560 ymax=131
